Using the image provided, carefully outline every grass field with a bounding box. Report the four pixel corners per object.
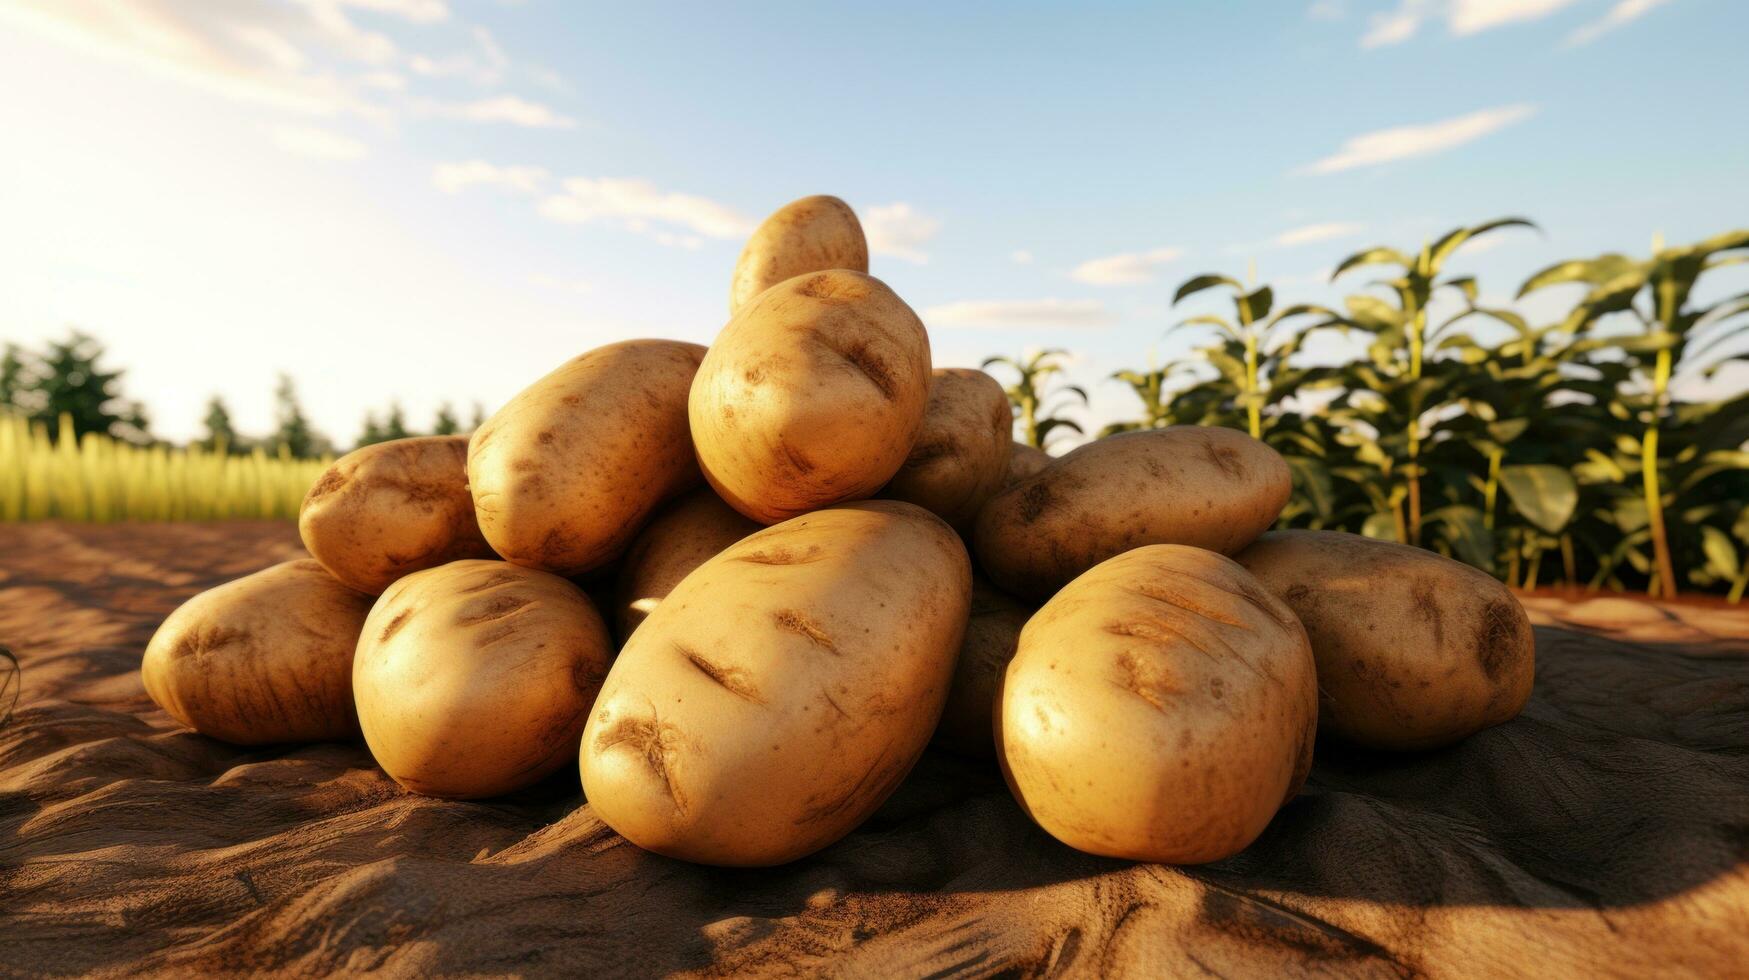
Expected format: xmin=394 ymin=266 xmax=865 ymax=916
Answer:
xmin=0 ymin=413 xmax=328 ymax=522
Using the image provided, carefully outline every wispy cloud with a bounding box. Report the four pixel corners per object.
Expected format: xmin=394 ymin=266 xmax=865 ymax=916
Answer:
xmin=444 ymin=95 xmax=574 ymax=128
xmin=861 ymin=203 xmax=940 ymax=264
xmin=538 ymin=177 xmax=755 ymax=245
xmin=1274 ymin=221 xmax=1365 ymax=246
xmin=1070 ymin=247 xmax=1184 ymax=286
xmin=1011 ymin=250 xmax=1035 ymax=265
xmin=1298 ymin=104 xmax=1536 ymax=175
xmin=433 ymin=160 xmax=548 ymax=194
xmin=1307 ymin=0 xmax=1348 ymax=20
xmin=267 ymin=123 xmax=368 ymax=161
xmin=924 ymin=298 xmax=1116 ymax=329
xmin=1361 ymin=0 xmax=1582 ymax=48
xmin=1564 ymin=0 xmax=1675 ymax=46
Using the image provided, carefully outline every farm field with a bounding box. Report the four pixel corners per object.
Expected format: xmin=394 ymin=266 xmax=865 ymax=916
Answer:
xmin=2 ymin=521 xmax=1744 ymax=975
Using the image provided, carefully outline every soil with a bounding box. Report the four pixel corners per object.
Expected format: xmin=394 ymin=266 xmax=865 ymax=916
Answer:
xmin=2 ymin=521 xmax=1746 ymax=976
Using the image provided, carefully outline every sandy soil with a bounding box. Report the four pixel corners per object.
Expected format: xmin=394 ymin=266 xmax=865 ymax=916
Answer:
xmin=1 ymin=522 xmax=1746 ymax=977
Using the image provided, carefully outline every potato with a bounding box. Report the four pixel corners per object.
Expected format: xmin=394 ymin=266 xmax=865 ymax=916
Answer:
xmin=299 ymin=435 xmax=494 ymax=594
xmin=997 ymin=545 xmax=1317 ymax=864
xmin=729 ymin=195 xmax=868 ymax=314
xmin=1236 ymin=530 xmax=1535 ymax=750
xmin=1003 ymin=441 xmax=1051 ymax=488
xmin=141 ymin=560 xmax=372 ymax=745
xmin=614 ymin=489 xmax=761 ymax=641
xmin=973 ymin=427 xmax=1291 ymax=600
xmin=882 ymin=368 xmax=1013 ymax=528
xmin=580 ymin=501 xmax=971 ymax=866
xmin=470 ymin=340 xmax=706 ymax=575
xmin=354 ymin=560 xmax=612 ymax=799
xmin=934 ymin=577 xmax=1034 ymax=758
xmin=690 ymin=271 xmax=932 ymax=524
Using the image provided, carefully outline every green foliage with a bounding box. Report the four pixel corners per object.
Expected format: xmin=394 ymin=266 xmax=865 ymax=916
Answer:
xmin=982 ymin=349 xmax=1088 ymax=450
xmin=201 ymin=396 xmax=242 ymax=453
xmin=1 ymin=331 xmax=151 ymax=444
xmin=271 ymin=373 xmax=328 ymax=458
xmin=1084 ymin=223 xmax=1749 ymax=600
xmin=432 ymin=402 xmax=460 ymax=436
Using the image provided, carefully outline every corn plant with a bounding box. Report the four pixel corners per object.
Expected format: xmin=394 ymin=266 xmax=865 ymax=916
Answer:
xmin=983 ymin=349 xmax=1089 ymax=451
xmin=1519 ymin=229 xmax=1749 ymax=597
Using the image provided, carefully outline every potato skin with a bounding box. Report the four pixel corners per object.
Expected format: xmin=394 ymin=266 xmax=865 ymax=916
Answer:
xmin=934 ymin=577 xmax=1034 ymax=758
xmin=141 ymin=560 xmax=372 ymax=745
xmin=580 ymin=501 xmax=971 ymax=866
xmin=354 ymin=560 xmax=612 ymax=799
xmin=882 ymin=369 xmax=1013 ymax=529
xmin=470 ymin=340 xmax=707 ymax=575
xmin=299 ymin=436 xmax=494 ymax=594
xmin=1003 ymin=441 xmax=1051 ymax=488
xmin=613 ymin=489 xmax=761 ymax=642
xmin=690 ymin=271 xmax=932 ymax=524
xmin=973 ymin=427 xmax=1291 ymax=600
xmin=1236 ymin=530 xmax=1535 ymax=750
xmin=997 ymin=545 xmax=1317 ymax=864
xmin=730 ymin=195 xmax=868 ymax=314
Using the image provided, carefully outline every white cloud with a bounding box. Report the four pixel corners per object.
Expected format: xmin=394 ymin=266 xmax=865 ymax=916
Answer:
xmin=1361 ymin=0 xmax=1582 ymax=47
xmin=861 ymin=203 xmax=940 ymax=264
xmin=447 ymin=95 xmax=574 ymax=128
xmin=360 ymin=70 xmax=406 ymax=90
xmin=1307 ymin=0 xmax=1347 ymax=19
xmin=0 ymin=0 xmax=371 ymax=115
xmin=267 ymin=123 xmax=368 ymax=160
xmin=1011 ymin=249 xmax=1035 ymax=264
xmin=924 ymin=298 xmax=1117 ymax=329
xmin=1069 ymin=247 xmax=1184 ymax=286
xmin=538 ymin=177 xmax=755 ymax=243
xmin=433 ymin=161 xmax=548 ymax=194
xmin=1564 ymin=0 xmax=1674 ymax=46
xmin=335 ymin=0 xmax=450 ymax=25
xmin=1273 ymin=221 xmax=1365 ymax=246
xmin=1298 ymin=103 xmax=1536 ymax=174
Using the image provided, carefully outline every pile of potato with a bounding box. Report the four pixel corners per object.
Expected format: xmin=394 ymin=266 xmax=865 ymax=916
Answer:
xmin=141 ymin=195 xmax=1536 ymax=868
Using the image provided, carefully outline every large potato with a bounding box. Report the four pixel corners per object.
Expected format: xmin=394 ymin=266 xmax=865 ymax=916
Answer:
xmin=974 ymin=427 xmax=1290 ymax=600
xmin=998 ymin=545 xmax=1317 ymax=864
xmin=354 ymin=560 xmax=612 ymax=799
xmin=1003 ymin=441 xmax=1050 ymax=488
xmin=729 ymin=195 xmax=868 ymax=314
xmin=580 ymin=501 xmax=971 ymax=866
xmin=882 ymin=368 xmax=1012 ymax=528
xmin=613 ymin=488 xmax=761 ymax=641
xmin=1236 ymin=530 xmax=1535 ymax=750
xmin=934 ymin=577 xmax=1034 ymax=758
xmin=299 ymin=435 xmax=494 ymax=594
xmin=141 ymin=560 xmax=372 ymax=745
xmin=690 ymin=271 xmax=931 ymax=524
xmin=470 ymin=340 xmax=706 ymax=576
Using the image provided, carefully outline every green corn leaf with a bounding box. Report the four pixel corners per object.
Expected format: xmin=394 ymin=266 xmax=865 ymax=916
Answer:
xmin=1173 ymin=274 xmax=1244 ymax=305
xmin=1332 ymin=247 xmax=1413 ymax=282
xmin=1700 ymin=526 xmax=1742 ymax=582
xmin=1499 ymin=464 xmax=1579 ymax=534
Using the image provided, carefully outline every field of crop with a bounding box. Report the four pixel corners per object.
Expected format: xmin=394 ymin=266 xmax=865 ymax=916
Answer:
xmin=0 ymin=413 xmax=328 ymax=522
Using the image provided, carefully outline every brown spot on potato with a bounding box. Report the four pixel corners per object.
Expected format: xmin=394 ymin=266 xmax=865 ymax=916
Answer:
xmin=779 ymin=440 xmax=817 ymax=475
xmin=773 ymin=609 xmax=837 ymax=653
xmin=902 ymin=439 xmax=954 ymax=469
xmin=456 ymin=593 xmax=533 ymax=627
xmin=678 ymin=644 xmax=765 ymax=704
xmin=1411 ymin=580 xmax=1445 ymax=649
xmin=378 ymin=609 xmax=413 ymax=644
xmin=1111 ymin=650 xmax=1176 ymax=712
xmin=837 ymin=342 xmax=897 ymax=401
xmin=1201 ymin=439 xmax=1246 ymax=478
xmin=1018 ymin=481 xmax=1054 ymax=523
xmin=306 ymin=468 xmax=346 ymax=500
xmin=1474 ymin=599 xmax=1524 ymax=682
xmin=734 ymin=546 xmax=825 ymax=567
xmin=595 ymin=714 xmax=687 ymax=813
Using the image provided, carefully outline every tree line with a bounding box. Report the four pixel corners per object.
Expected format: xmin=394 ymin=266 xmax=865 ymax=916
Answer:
xmin=0 ymin=332 xmax=483 ymax=455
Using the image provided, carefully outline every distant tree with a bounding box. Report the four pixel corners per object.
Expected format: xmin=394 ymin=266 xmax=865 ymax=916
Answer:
xmin=201 ymin=395 xmax=240 ymax=452
xmin=0 ymin=343 xmax=29 ymax=413
xmin=20 ymin=330 xmax=150 ymax=443
xmin=469 ymin=401 xmax=487 ymax=431
xmin=356 ymin=412 xmax=384 ymax=449
xmin=432 ymin=401 xmax=460 ymax=436
xmin=271 ymin=373 xmax=327 ymax=458
xmin=382 ymin=401 xmax=411 ymax=441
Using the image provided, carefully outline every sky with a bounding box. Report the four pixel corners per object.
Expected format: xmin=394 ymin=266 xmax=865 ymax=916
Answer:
xmin=1 ymin=0 xmax=1745 ymax=446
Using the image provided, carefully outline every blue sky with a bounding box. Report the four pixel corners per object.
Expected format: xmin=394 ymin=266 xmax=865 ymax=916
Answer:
xmin=1 ymin=0 xmax=1744 ymax=445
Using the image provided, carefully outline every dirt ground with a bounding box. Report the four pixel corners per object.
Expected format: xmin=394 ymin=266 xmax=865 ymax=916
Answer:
xmin=1 ymin=521 xmax=1746 ymax=977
